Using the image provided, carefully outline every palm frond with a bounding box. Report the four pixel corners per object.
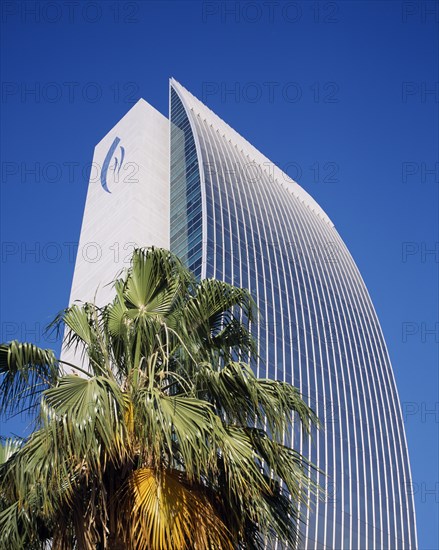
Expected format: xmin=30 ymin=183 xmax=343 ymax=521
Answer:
xmin=119 ymin=468 xmax=233 ymax=550
xmin=179 ymin=278 xmax=256 ymax=343
xmin=61 ymin=303 xmax=112 ymax=376
xmin=123 ymin=248 xmax=192 ymax=309
xmin=0 ymin=501 xmax=44 ymax=549
xmin=194 ymin=361 xmax=319 ymax=439
xmin=43 ymin=374 xmax=131 ymax=468
xmin=0 ymin=341 xmax=59 ymax=418
xmin=133 ymin=373 xmax=217 ymax=479
xmin=0 ymin=438 xmax=22 ymax=465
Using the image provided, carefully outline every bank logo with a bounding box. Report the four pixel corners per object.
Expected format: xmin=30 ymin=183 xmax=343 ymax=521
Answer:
xmin=101 ymin=136 xmax=125 ymax=193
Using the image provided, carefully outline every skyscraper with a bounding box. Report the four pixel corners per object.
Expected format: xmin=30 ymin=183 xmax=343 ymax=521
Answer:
xmin=65 ymin=79 xmax=417 ymax=549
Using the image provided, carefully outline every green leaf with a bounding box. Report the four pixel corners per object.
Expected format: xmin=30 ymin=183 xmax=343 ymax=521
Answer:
xmin=0 ymin=341 xmax=58 ymax=419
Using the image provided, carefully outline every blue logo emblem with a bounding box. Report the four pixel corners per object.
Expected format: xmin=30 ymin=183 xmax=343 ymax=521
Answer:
xmin=101 ymin=136 xmax=125 ymax=193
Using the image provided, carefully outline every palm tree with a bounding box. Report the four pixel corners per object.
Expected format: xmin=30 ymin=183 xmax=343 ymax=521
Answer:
xmin=0 ymin=247 xmax=319 ymax=549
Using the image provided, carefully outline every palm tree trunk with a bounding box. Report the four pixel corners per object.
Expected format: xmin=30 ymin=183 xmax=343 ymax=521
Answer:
xmin=105 ymin=463 xmax=128 ymax=550
xmin=106 ymin=534 xmax=126 ymax=550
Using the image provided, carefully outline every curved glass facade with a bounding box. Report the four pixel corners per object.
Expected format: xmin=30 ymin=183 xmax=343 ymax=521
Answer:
xmin=170 ymin=87 xmax=203 ymax=279
xmin=170 ymin=79 xmax=417 ymax=549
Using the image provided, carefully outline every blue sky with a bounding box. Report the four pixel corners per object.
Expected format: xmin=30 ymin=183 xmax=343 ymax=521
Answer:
xmin=1 ymin=1 xmax=438 ymax=547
